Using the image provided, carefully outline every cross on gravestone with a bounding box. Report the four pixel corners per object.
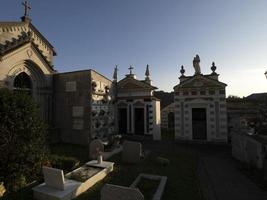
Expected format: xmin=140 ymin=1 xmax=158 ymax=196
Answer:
xmin=22 ymin=1 xmax=31 ymax=17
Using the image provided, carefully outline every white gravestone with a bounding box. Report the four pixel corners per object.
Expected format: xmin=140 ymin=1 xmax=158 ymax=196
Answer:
xmin=101 ymin=184 xmax=144 ymax=200
xmin=122 ymin=141 xmax=142 ymax=163
xmin=90 ymin=139 xmax=104 ymax=159
xmin=42 ymin=166 xmax=65 ymax=191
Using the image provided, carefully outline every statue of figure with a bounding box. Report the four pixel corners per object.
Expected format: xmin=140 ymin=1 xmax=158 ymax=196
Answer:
xmin=193 ymin=55 xmax=201 ymax=75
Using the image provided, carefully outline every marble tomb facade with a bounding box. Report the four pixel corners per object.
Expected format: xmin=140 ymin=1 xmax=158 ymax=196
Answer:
xmin=173 ymin=55 xmax=228 ymax=142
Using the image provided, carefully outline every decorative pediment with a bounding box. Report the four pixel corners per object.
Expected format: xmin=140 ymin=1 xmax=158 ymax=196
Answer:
xmin=117 ymin=101 xmax=128 ymax=107
xmin=123 ymin=82 xmax=143 ymax=89
xmin=0 ymin=22 xmax=56 ymax=66
xmin=174 ymin=74 xmax=226 ymax=90
xmin=3 ymin=42 xmax=55 ymax=74
xmin=133 ymin=101 xmax=144 ymax=106
xmin=118 ymin=77 xmax=157 ymax=91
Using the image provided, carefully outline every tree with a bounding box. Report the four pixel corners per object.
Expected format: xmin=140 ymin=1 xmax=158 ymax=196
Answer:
xmin=0 ymin=89 xmax=48 ymax=192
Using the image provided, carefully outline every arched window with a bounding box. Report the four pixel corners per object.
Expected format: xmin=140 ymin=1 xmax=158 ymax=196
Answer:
xmin=13 ymin=72 xmax=32 ymax=94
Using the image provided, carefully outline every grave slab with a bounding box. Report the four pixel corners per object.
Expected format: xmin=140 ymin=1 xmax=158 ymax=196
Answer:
xmin=101 ymin=184 xmax=144 ymax=200
xmin=33 ymin=161 xmax=114 ymax=200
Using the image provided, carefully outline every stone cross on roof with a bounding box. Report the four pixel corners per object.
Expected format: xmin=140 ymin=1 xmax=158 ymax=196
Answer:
xmin=128 ymin=65 xmax=134 ymax=75
xmin=22 ymin=0 xmax=31 ymax=17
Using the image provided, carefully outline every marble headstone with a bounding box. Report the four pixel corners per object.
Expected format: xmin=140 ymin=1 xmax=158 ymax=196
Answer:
xmin=122 ymin=141 xmax=142 ymax=163
xmin=42 ymin=166 xmax=65 ymax=191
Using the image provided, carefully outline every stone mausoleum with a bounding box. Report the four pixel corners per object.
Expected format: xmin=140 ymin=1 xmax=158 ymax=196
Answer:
xmin=0 ymin=4 xmax=161 ymax=145
xmin=174 ymin=55 xmax=228 ymax=142
xmin=116 ymin=66 xmax=161 ymax=140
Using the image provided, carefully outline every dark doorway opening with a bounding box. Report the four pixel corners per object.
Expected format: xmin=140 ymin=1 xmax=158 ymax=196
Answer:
xmin=168 ymin=112 xmax=175 ymax=130
xmin=118 ymin=108 xmax=127 ymax=135
xmin=192 ymin=108 xmax=207 ymax=140
xmin=134 ymin=108 xmax=144 ymax=135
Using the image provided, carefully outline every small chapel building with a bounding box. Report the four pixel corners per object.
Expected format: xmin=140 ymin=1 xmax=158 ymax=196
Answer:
xmin=0 ymin=12 xmax=55 ymax=123
xmin=116 ymin=66 xmax=161 ymax=140
xmin=173 ymin=55 xmax=228 ymax=142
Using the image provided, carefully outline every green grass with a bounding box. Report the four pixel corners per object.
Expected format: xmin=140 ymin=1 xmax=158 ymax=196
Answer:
xmin=1 ymin=141 xmax=201 ymax=200
xmin=49 ymin=143 xmax=89 ymax=164
xmin=75 ymin=141 xmax=201 ymax=200
xmin=1 ymin=143 xmax=88 ymax=200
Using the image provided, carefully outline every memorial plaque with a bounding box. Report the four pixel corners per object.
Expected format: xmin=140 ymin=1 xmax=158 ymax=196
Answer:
xmin=65 ymin=81 xmax=77 ymax=92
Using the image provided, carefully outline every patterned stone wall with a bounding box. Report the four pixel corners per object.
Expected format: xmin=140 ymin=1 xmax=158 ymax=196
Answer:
xmin=174 ymin=75 xmax=228 ymax=142
xmin=90 ymin=70 xmax=115 ymax=139
xmin=53 ymin=70 xmax=116 ymax=145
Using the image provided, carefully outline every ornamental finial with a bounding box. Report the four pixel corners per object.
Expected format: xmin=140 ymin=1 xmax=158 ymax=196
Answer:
xmin=145 ymin=64 xmax=152 ymax=84
xmin=180 ymin=65 xmax=185 ymax=76
xmin=113 ymin=65 xmax=118 ymax=81
xmin=145 ymin=64 xmax=150 ymax=77
xmin=211 ymin=62 xmax=217 ymax=74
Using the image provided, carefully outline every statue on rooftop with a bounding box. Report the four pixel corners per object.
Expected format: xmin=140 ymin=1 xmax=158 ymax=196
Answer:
xmin=193 ymin=54 xmax=201 ymax=75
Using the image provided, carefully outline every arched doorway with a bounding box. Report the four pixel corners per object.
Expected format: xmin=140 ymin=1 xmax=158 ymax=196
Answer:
xmin=13 ymin=72 xmax=32 ymax=95
xmin=168 ymin=112 xmax=175 ymax=130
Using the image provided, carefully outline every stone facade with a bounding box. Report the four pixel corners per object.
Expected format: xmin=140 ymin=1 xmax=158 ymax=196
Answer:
xmin=174 ymin=56 xmax=228 ymax=142
xmin=53 ymin=70 xmax=114 ymax=145
xmin=0 ymin=19 xmax=56 ymax=123
xmin=161 ymin=103 xmax=174 ymax=130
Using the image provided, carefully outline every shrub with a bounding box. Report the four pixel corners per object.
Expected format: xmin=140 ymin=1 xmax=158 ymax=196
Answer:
xmin=0 ymin=89 xmax=48 ymax=192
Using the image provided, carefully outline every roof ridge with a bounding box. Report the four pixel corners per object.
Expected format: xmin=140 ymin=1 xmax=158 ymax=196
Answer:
xmin=118 ymin=76 xmax=157 ymax=89
xmin=174 ymin=74 xmax=227 ymax=88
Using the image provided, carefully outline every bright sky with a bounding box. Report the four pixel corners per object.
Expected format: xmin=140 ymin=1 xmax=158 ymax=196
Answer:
xmin=1 ymin=0 xmax=267 ymax=97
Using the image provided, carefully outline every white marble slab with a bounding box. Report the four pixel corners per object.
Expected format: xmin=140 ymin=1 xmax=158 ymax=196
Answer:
xmin=86 ymin=160 xmax=114 ymax=169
